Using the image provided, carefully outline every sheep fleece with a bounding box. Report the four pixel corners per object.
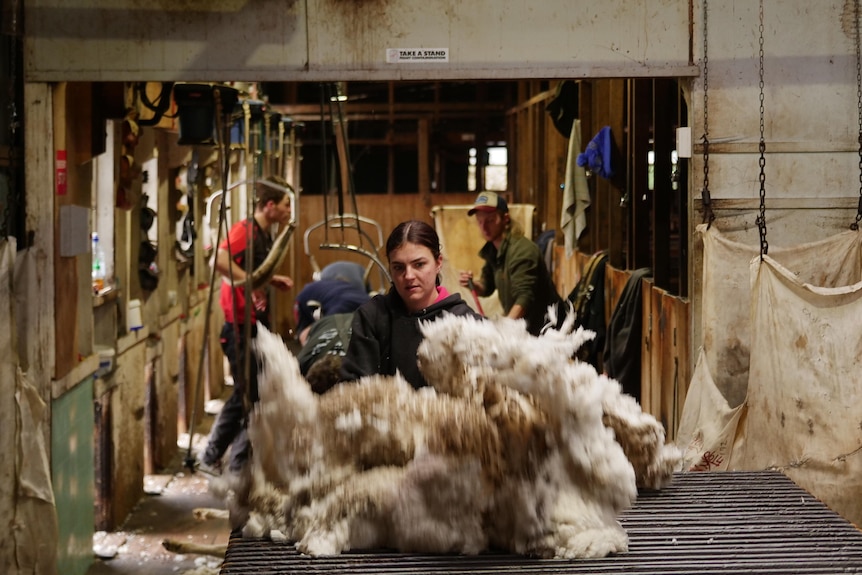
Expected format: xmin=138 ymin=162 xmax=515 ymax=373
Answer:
xmin=233 ymin=313 xmax=680 ymax=559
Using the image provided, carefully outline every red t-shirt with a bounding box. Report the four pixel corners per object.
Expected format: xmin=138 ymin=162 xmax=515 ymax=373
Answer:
xmin=219 ymin=219 xmax=269 ymax=324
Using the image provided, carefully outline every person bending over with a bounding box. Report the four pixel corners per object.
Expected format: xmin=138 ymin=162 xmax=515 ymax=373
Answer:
xmin=292 ymin=264 xmax=371 ymax=392
xmin=293 ymin=272 xmax=370 ymax=346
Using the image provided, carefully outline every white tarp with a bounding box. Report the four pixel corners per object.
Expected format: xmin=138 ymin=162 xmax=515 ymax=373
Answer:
xmin=680 ymin=225 xmax=862 ymax=526
xmin=697 ymin=224 xmax=862 ymax=407
xmin=730 ymin=254 xmax=862 ymax=526
xmin=675 ymin=348 xmax=745 ymax=472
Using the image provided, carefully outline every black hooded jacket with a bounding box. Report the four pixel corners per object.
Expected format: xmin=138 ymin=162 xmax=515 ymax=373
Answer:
xmin=339 ymin=287 xmax=480 ymax=388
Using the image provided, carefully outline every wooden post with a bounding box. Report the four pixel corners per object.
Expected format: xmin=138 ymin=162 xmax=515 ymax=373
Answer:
xmin=418 ymin=117 xmax=431 ymax=208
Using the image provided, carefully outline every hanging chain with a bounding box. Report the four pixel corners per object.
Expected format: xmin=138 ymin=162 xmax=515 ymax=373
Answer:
xmin=754 ymin=0 xmax=768 ymax=257
xmin=3 ymin=0 xmax=21 ymax=239
xmin=700 ymin=0 xmax=715 ymax=227
xmin=853 ymin=0 xmax=862 ymax=230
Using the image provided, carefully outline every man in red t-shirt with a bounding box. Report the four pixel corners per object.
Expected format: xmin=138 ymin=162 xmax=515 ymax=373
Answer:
xmin=200 ymin=180 xmax=293 ymax=474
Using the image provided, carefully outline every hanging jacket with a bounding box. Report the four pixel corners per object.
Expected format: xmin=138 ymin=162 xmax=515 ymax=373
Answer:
xmin=603 ymin=267 xmax=652 ymax=401
xmin=565 ymin=250 xmax=608 ymax=368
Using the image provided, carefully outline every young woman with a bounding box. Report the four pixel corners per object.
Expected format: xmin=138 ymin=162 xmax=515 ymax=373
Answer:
xmin=339 ymin=220 xmax=481 ymax=389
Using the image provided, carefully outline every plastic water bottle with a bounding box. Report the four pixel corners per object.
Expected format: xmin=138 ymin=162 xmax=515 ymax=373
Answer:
xmin=92 ymin=232 xmax=106 ymax=294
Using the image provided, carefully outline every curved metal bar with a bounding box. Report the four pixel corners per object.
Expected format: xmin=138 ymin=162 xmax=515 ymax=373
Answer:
xmin=303 ymin=213 xmax=383 ymax=255
xmin=303 ymin=213 xmax=387 ymax=288
xmin=250 ymin=221 xmax=297 ymax=290
xmin=204 ymin=189 xmax=227 ymax=235
xmin=319 ymin=242 xmax=392 ymax=285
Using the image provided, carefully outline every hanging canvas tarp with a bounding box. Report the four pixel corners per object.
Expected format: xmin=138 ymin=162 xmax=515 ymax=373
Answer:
xmin=683 ymin=225 xmax=862 ymax=525
xmin=729 ymin=253 xmax=862 ymax=526
xmin=697 ymin=224 xmax=862 ymax=407
xmin=676 ymin=348 xmax=746 ymax=472
xmin=1 ymin=238 xmax=59 ymax=574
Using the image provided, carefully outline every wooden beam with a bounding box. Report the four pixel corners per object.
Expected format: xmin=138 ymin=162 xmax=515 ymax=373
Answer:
xmin=271 ymin=100 xmax=506 ymax=120
xmin=505 ymin=89 xmax=555 ymax=115
xmin=653 ymin=79 xmax=674 ymax=290
xmin=53 ymin=82 xmax=81 ymax=380
xmin=606 ymin=79 xmax=626 ymax=265
xmin=418 ymin=118 xmax=431 ymax=208
xmin=631 ymin=78 xmax=652 ymax=270
xmin=693 ymin=197 xmax=861 ymax=209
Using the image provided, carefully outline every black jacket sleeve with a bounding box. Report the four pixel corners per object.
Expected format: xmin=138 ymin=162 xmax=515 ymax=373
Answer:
xmin=339 ymin=296 xmax=389 ymax=382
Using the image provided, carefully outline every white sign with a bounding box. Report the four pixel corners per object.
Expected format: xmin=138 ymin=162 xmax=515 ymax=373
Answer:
xmin=386 ymin=48 xmax=449 ymax=63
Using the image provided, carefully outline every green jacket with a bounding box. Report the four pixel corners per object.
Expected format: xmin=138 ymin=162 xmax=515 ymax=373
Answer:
xmin=478 ymin=228 xmax=562 ymax=335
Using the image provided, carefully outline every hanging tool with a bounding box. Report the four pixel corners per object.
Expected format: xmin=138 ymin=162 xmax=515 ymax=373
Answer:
xmin=305 ymin=82 xmax=391 ymax=290
xmin=183 ymin=85 xmax=238 ymax=473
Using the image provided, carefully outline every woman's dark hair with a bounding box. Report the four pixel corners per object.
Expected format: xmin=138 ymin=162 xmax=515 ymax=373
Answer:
xmin=386 ymin=220 xmax=442 ymax=286
xmin=385 ymin=220 xmax=441 ymax=261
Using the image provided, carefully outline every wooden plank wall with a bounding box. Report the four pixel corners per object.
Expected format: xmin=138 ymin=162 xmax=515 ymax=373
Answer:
xmin=507 ymin=79 xmax=625 ymax=256
xmin=570 ymin=79 xmax=627 ymax=262
xmin=641 ymin=279 xmax=691 ymax=442
xmin=553 ymin=249 xmax=630 ymax=324
xmin=514 ymin=80 xmax=569 ymax=248
xmin=552 ymin=245 xmax=592 ymax=302
xmin=53 ymin=83 xmax=95 ymax=379
xmin=292 ymin=191 xmax=477 ymax=284
xmin=604 ymin=264 xmax=630 ymax=324
xmin=555 ymin=251 xmax=692 ymax=442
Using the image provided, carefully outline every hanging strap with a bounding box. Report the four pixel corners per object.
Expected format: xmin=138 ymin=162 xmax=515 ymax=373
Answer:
xmin=184 ymin=86 xmax=234 ymax=472
xmin=700 ymin=0 xmax=716 ymax=227
xmin=754 ymin=0 xmax=769 ymax=258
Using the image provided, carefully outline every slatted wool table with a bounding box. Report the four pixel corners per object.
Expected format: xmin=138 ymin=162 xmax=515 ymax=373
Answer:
xmin=221 ymin=471 xmax=862 ymax=574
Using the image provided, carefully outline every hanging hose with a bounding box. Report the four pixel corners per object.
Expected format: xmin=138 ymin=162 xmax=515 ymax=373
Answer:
xmin=183 ymin=86 xmax=235 ymax=472
xmin=250 ymin=218 xmax=296 ymax=290
xmin=310 ymin=82 xmax=390 ymax=288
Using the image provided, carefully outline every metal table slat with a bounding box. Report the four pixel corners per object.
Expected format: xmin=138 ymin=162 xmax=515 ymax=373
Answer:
xmin=220 ymin=470 xmax=862 ymax=574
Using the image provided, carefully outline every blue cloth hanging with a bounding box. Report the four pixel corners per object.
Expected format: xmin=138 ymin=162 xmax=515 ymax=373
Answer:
xmin=577 ymin=126 xmax=614 ymax=179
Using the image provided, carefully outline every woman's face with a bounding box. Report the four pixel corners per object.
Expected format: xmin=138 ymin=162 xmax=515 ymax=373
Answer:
xmin=388 ymin=241 xmax=442 ymax=313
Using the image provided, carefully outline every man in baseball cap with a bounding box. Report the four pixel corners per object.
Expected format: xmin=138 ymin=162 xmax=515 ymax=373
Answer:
xmin=460 ymin=191 xmax=563 ymax=335
xmin=467 ymin=191 xmax=509 ymax=216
